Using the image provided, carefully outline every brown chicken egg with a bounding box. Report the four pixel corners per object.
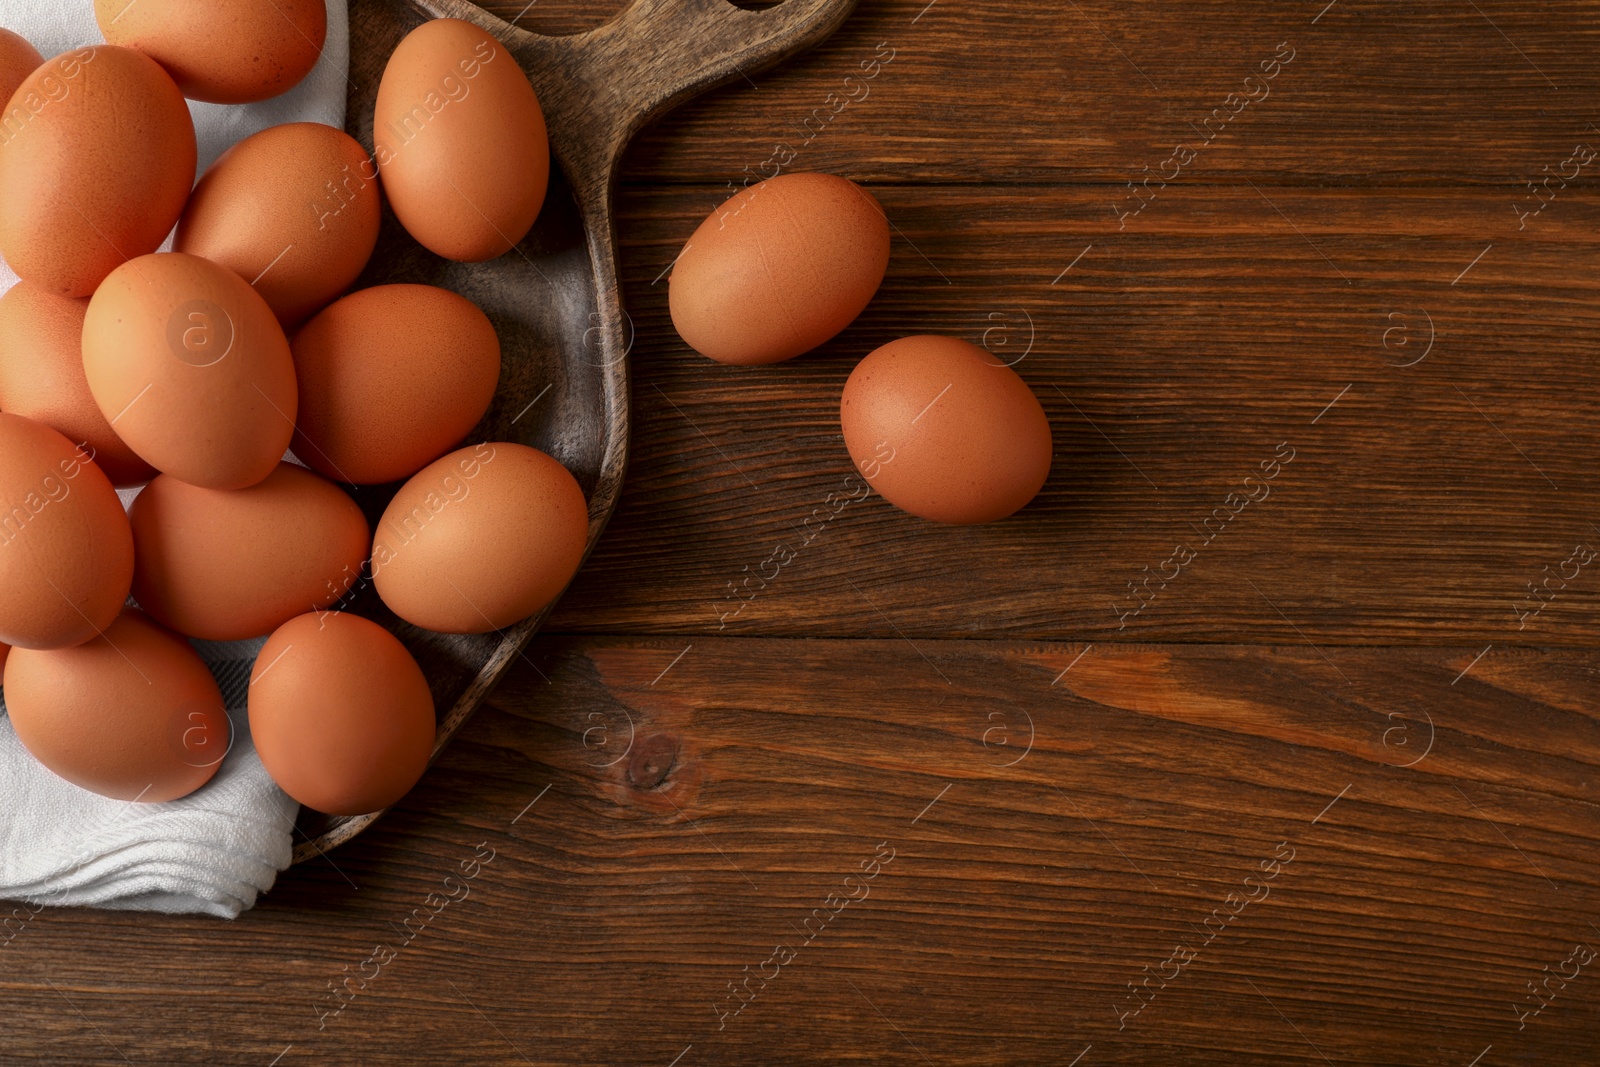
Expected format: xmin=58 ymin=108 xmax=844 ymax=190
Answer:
xmin=176 ymin=122 xmax=381 ymax=327
xmin=669 ymin=173 xmax=891 ymax=365
xmin=0 ymin=413 xmax=133 ymax=649
xmin=94 ymin=0 xmax=326 ymax=104
xmin=0 ymin=46 xmax=195 ymax=297
xmin=0 ymin=281 xmax=155 ymax=487
xmin=841 ymin=335 xmax=1053 ymax=525
xmin=373 ymin=18 xmax=548 ymax=261
xmin=0 ymin=642 xmax=9 ymax=674
xmin=290 ymin=284 xmax=500 ymax=484
xmin=4 ymin=608 xmax=230 ymax=801
xmin=130 ymin=463 xmax=370 ymax=642
xmin=249 ymin=611 xmax=435 ymax=816
xmin=0 ymin=28 xmax=43 ymax=105
xmin=82 ymin=252 xmax=298 ymax=491
xmin=372 ymin=443 xmax=587 ymax=633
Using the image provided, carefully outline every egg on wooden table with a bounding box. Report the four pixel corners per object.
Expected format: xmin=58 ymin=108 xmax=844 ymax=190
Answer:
xmin=290 ymin=284 xmax=501 ymax=484
xmin=374 ymin=17 xmax=549 ymax=261
xmin=0 ymin=27 xmax=43 ymax=104
xmin=841 ymin=335 xmax=1053 ymax=525
xmin=4 ymin=608 xmax=231 ymax=802
xmin=130 ymin=463 xmax=370 ymax=642
xmin=176 ymin=122 xmax=381 ymax=327
xmin=669 ymin=172 xmax=891 ymax=365
xmin=82 ymin=252 xmax=298 ymax=491
xmin=94 ymin=0 xmax=326 ymax=104
xmin=0 ymin=46 xmax=195 ymax=297
xmin=249 ymin=612 xmax=435 ymax=816
xmin=372 ymin=443 xmax=588 ymax=633
xmin=0 ymin=413 xmax=133 ymax=649
xmin=0 ymin=280 xmax=155 ymax=487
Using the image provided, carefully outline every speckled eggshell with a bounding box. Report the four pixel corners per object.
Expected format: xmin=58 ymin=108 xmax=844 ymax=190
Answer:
xmin=373 ymin=18 xmax=549 ymax=262
xmin=0 ymin=28 xmax=43 ymax=105
xmin=290 ymin=284 xmax=500 ymax=485
xmin=372 ymin=443 xmax=587 ymax=633
xmin=94 ymin=0 xmax=325 ymax=104
xmin=0 ymin=280 xmax=155 ymax=487
xmin=249 ymin=611 xmax=436 ymax=816
xmin=130 ymin=463 xmax=370 ymax=642
xmin=669 ymin=172 xmax=891 ymax=366
xmin=176 ymin=122 xmax=381 ymax=327
xmin=82 ymin=252 xmax=298 ymax=491
xmin=840 ymin=335 xmax=1053 ymax=525
xmin=4 ymin=608 xmax=230 ymax=801
xmin=0 ymin=413 xmax=133 ymax=649
xmin=0 ymin=46 xmax=195 ymax=297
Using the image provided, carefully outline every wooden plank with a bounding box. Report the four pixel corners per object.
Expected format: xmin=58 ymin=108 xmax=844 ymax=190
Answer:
xmin=488 ymin=0 xmax=1600 ymax=186
xmin=545 ymin=183 xmax=1600 ymax=644
xmin=5 ymin=637 xmax=1599 ymax=1064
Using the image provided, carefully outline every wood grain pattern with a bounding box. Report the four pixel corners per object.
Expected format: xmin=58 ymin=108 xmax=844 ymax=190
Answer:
xmin=486 ymin=0 xmax=1600 ymax=187
xmin=7 ymin=638 xmax=1600 ymax=1065
xmin=545 ymin=183 xmax=1600 ymax=644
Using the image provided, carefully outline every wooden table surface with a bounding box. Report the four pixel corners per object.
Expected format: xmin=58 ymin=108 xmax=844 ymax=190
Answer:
xmin=10 ymin=1 xmax=1600 ymax=1064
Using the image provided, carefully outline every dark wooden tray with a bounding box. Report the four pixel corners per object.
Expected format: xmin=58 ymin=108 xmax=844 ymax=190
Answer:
xmin=290 ymin=0 xmax=858 ymax=862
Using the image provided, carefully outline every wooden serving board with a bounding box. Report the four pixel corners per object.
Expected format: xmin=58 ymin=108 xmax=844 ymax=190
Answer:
xmin=291 ymin=0 xmax=859 ymax=861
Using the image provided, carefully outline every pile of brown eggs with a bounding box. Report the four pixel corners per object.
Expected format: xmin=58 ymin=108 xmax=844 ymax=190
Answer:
xmin=0 ymin=1 xmax=1053 ymax=826
xmin=0 ymin=8 xmax=584 ymax=817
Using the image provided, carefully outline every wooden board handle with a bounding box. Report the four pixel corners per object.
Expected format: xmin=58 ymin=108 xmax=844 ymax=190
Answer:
xmin=418 ymin=0 xmax=859 ymax=200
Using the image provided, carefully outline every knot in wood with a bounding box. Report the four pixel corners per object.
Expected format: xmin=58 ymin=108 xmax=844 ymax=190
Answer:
xmin=626 ymin=733 xmax=679 ymax=791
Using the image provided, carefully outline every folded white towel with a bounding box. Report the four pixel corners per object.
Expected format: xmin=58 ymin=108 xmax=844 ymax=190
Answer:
xmin=0 ymin=639 xmax=299 ymax=918
xmin=0 ymin=0 xmax=351 ymax=917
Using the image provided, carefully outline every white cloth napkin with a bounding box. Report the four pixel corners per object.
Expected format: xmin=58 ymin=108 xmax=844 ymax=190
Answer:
xmin=0 ymin=0 xmax=351 ymax=917
xmin=0 ymin=639 xmax=299 ymax=918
